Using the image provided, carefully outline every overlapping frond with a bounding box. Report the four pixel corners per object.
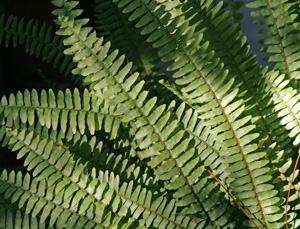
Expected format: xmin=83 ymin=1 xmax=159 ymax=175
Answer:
xmin=0 ymin=202 xmax=46 ymax=229
xmin=175 ymin=4 xmax=300 ymax=226
xmin=62 ymin=132 xmax=163 ymax=190
xmin=223 ymin=0 xmax=244 ymax=25
xmin=0 ymin=121 xmax=136 ymax=227
xmin=175 ymin=0 xmax=286 ymax=149
xmin=0 ymin=88 xmax=123 ymax=137
xmin=178 ymin=2 xmax=298 ymax=215
xmin=94 ymin=0 xmax=161 ymax=76
xmin=0 ymin=14 xmax=75 ymax=76
xmin=261 ymin=69 xmax=300 ymax=225
xmin=162 ymin=5 xmax=298 ymax=214
xmin=0 ymin=118 xmax=200 ymax=228
xmin=0 ymin=169 xmax=134 ymax=228
xmin=247 ymin=0 xmax=300 ymax=81
xmin=1 ymin=0 xmax=300 ymax=227
xmin=264 ymin=70 xmax=300 ymax=146
xmin=49 ymin=0 xmax=241 ymax=227
xmin=113 ymin=0 xmax=286 ymax=227
xmin=93 ymin=0 xmax=179 ymax=105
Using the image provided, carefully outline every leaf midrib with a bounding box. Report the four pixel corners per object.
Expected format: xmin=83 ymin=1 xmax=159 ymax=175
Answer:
xmin=7 ymin=127 xmax=121 ymax=219
xmin=0 ymin=173 xmax=111 ymax=228
xmin=137 ymin=1 xmax=267 ymax=226
xmin=0 ymin=103 xmax=120 ymax=117
xmin=190 ymin=0 xmax=273 ymax=142
xmin=265 ymin=0 xmax=293 ymax=83
xmin=60 ymin=18 xmax=206 ymax=227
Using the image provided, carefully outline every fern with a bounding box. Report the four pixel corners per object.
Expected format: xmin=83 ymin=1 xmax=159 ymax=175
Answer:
xmin=0 ymin=0 xmax=300 ymax=228
xmin=0 ymin=14 xmax=75 ymax=77
xmin=247 ymin=0 xmax=300 ymax=81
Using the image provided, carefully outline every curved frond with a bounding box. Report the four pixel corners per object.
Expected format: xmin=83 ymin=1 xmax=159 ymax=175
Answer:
xmin=0 ymin=169 xmax=133 ymax=228
xmin=49 ymin=0 xmax=241 ymax=226
xmin=93 ymin=0 xmax=179 ymax=105
xmin=113 ymin=0 xmax=286 ymax=227
xmin=0 ymin=0 xmax=300 ymax=227
xmin=0 ymin=123 xmax=136 ymax=227
xmin=0 ymin=121 xmax=201 ymax=228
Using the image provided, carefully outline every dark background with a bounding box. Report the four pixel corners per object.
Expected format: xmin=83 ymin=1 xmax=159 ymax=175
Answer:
xmin=0 ymin=0 xmax=267 ymax=169
xmin=0 ymin=0 xmax=97 ymax=98
xmin=0 ymin=0 xmax=268 ymax=98
xmin=0 ymin=0 xmax=93 ymax=169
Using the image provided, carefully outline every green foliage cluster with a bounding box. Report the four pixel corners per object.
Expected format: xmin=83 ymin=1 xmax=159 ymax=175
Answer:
xmin=0 ymin=0 xmax=300 ymax=228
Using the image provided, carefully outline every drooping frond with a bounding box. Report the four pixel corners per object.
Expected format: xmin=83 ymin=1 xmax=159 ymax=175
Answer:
xmin=173 ymin=0 xmax=286 ymax=148
xmin=0 ymin=123 xmax=137 ymax=227
xmin=164 ymin=3 xmax=295 ymax=206
xmin=1 ymin=0 xmax=300 ymax=227
xmin=0 ymin=14 xmax=75 ymax=76
xmin=175 ymin=3 xmax=300 ymax=221
xmin=247 ymin=0 xmax=300 ymax=81
xmin=113 ymin=0 xmax=287 ymax=227
xmin=49 ymin=1 xmax=241 ymax=226
xmin=93 ymin=0 xmax=180 ymax=105
xmin=0 ymin=88 xmax=123 ymax=137
xmin=0 ymin=169 xmax=135 ymax=228
xmin=0 ymin=120 xmax=202 ymax=228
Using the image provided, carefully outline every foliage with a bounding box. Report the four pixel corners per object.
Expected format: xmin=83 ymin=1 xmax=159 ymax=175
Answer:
xmin=0 ymin=0 xmax=300 ymax=228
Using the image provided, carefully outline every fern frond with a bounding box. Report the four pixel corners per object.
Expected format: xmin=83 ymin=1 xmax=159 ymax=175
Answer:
xmin=0 ymin=98 xmax=154 ymax=189
xmin=93 ymin=0 xmax=179 ymax=105
xmin=0 ymin=206 xmax=46 ymax=229
xmin=0 ymin=123 xmax=136 ymax=227
xmin=49 ymin=1 xmax=241 ymax=226
xmin=247 ymin=0 xmax=300 ymax=81
xmin=0 ymin=14 xmax=75 ymax=76
xmin=264 ymin=70 xmax=300 ymax=145
xmin=178 ymin=0 xmax=287 ymax=149
xmin=269 ymin=145 xmax=300 ymax=216
xmin=0 ymin=121 xmax=202 ymax=228
xmin=114 ymin=0 xmax=287 ymax=227
xmin=0 ymin=88 xmax=123 ymax=137
xmin=0 ymin=194 xmax=46 ymax=228
xmin=1 ymin=0 xmax=300 ymax=227
xmin=0 ymin=169 xmax=134 ymax=228
xmin=52 ymin=128 xmax=163 ymax=191
xmin=175 ymin=3 xmax=300 ymax=223
xmin=160 ymin=2 xmax=295 ymax=201
xmin=223 ymin=0 xmax=244 ymax=25
xmin=94 ymin=0 xmax=161 ymax=76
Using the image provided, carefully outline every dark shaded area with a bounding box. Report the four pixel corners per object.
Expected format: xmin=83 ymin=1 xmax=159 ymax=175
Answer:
xmin=0 ymin=0 xmax=95 ymax=170
xmin=0 ymin=1 xmax=267 ymax=171
xmin=0 ymin=0 xmax=95 ymax=97
xmin=0 ymin=0 xmax=58 ymax=171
